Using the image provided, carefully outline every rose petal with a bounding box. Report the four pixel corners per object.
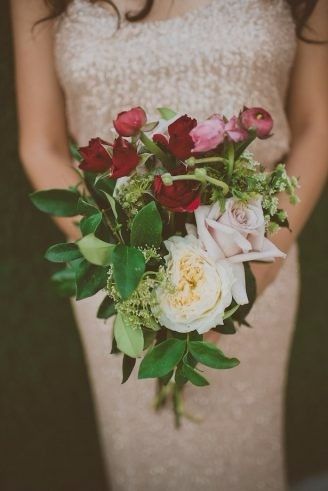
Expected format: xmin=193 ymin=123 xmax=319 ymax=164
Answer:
xmin=194 ymin=206 xmax=225 ymax=260
xmin=230 ymin=263 xmax=249 ymax=305
xmin=206 ymin=219 xmax=252 ymax=256
xmin=227 ymin=238 xmax=286 ymax=263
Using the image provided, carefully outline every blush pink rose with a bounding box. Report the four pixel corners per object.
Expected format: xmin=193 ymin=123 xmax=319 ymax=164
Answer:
xmin=194 ymin=198 xmax=285 ymax=264
xmin=189 ymin=117 xmax=225 ymax=153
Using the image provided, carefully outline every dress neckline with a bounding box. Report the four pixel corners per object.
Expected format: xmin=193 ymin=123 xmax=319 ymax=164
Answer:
xmin=90 ymin=0 xmax=217 ymax=29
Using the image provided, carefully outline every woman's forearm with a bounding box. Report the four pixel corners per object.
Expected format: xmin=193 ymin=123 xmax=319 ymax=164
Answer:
xmin=251 ymin=126 xmax=328 ymax=294
xmin=273 ymin=125 xmax=328 ymax=253
xmin=21 ymin=147 xmax=83 ymax=240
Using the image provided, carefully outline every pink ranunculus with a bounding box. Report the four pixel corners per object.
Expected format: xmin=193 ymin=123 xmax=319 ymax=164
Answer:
xmin=225 ymin=116 xmax=249 ymax=142
xmin=189 ymin=117 xmax=225 ymax=153
xmin=113 ymin=106 xmax=147 ymax=137
xmin=194 ymin=198 xmax=285 ymax=263
xmin=240 ymin=107 xmax=273 ymax=139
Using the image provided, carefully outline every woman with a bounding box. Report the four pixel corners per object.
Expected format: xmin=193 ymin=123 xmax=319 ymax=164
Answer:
xmin=11 ymin=0 xmax=328 ymax=489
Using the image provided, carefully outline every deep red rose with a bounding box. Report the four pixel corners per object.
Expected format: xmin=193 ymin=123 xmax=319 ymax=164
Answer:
xmin=113 ymin=106 xmax=147 ymax=137
xmin=153 ymin=175 xmax=201 ymax=213
xmin=153 ymin=115 xmax=197 ymax=160
xmin=168 ymin=115 xmax=197 ymax=138
xmin=110 ymin=137 xmax=139 ymax=178
xmin=79 ymin=138 xmax=112 ymax=173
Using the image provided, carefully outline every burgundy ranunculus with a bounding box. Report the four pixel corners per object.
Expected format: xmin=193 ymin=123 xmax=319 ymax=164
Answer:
xmin=113 ymin=106 xmax=147 ymax=137
xmin=240 ymin=107 xmax=273 ymax=139
xmin=152 ymin=175 xmax=201 ymax=213
xmin=79 ymin=138 xmax=112 ymax=173
xmin=110 ymin=137 xmax=139 ymax=178
xmin=153 ymin=115 xmax=197 ymax=160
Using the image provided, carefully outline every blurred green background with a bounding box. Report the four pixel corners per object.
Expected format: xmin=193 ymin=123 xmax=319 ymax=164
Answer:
xmin=1 ymin=2 xmax=327 ymax=490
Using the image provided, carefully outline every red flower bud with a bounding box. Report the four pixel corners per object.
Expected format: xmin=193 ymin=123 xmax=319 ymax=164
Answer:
xmin=79 ymin=138 xmax=112 ymax=173
xmin=153 ymin=115 xmax=197 ymax=160
xmin=153 ymin=175 xmax=201 ymax=213
xmin=240 ymin=107 xmax=273 ymax=139
xmin=110 ymin=137 xmax=139 ymax=178
xmin=113 ymin=106 xmax=147 ymax=137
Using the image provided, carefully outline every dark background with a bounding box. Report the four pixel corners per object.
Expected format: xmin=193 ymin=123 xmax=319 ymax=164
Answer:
xmin=1 ymin=2 xmax=327 ymax=490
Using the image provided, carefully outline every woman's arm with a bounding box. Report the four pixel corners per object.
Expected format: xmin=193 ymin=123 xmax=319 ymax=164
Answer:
xmin=11 ymin=0 xmax=82 ymax=240
xmin=252 ymin=0 xmax=328 ymax=293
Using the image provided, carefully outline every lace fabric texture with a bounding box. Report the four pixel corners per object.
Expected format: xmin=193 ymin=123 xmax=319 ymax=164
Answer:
xmin=54 ymin=1 xmax=299 ymax=489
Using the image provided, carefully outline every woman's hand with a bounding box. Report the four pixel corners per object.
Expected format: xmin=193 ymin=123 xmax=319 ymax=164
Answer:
xmin=250 ymin=259 xmax=282 ymax=297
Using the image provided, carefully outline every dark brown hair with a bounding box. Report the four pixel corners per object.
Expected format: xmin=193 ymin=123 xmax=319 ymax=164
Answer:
xmin=41 ymin=0 xmax=321 ymax=42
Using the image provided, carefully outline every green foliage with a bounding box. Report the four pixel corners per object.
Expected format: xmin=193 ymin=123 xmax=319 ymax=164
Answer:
xmin=188 ymin=341 xmax=240 ymax=369
xmin=77 ymin=233 xmax=114 ymax=266
xmin=157 ymin=107 xmax=177 ymax=120
xmin=138 ymin=338 xmax=186 ymax=379
xmin=112 ymin=245 xmax=145 ymax=300
xmin=30 ymin=189 xmax=80 ymax=217
xmin=97 ymin=295 xmax=116 ymax=319
xmin=214 ymin=318 xmax=237 ymax=335
xmin=80 ymin=212 xmax=103 ymax=236
xmin=130 ymin=201 xmax=163 ymax=248
xmin=122 ymin=355 xmax=136 ymax=384
xmin=181 ymin=356 xmax=209 ymax=387
xmin=114 ymin=312 xmax=144 ymax=358
xmin=114 ymin=174 xmax=154 ymax=219
xmin=45 ymin=243 xmax=82 ymax=263
xmin=50 ymin=267 xmax=76 ymax=297
xmin=71 ymin=258 xmax=108 ymax=300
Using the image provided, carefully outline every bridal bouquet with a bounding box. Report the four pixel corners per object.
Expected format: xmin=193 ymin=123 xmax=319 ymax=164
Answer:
xmin=31 ymin=106 xmax=298 ymax=425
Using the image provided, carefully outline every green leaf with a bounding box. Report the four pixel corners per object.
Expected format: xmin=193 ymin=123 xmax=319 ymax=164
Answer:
xmin=112 ymin=245 xmax=145 ymax=300
xmin=114 ymin=312 xmax=144 ymax=358
xmin=71 ymin=258 xmax=108 ymax=300
xmin=157 ymin=107 xmax=177 ymax=120
xmin=213 ymin=318 xmax=236 ymax=335
xmin=93 ymin=174 xmax=116 ymax=195
xmin=233 ymin=263 xmax=257 ymax=324
xmin=143 ymin=329 xmax=156 ymax=349
xmin=122 ymin=355 xmax=136 ymax=384
xmin=142 ymin=121 xmax=159 ymax=132
xmin=181 ymin=356 xmax=209 ymax=387
xmin=188 ymin=341 xmax=240 ymax=370
xmin=130 ymin=201 xmax=163 ymax=248
xmin=102 ymin=191 xmax=118 ymax=220
xmin=45 ymin=243 xmax=82 ymax=263
xmin=69 ymin=140 xmax=82 ymax=162
xmin=111 ymin=335 xmax=120 ymax=354
xmin=138 ymin=338 xmax=186 ymax=379
xmin=77 ymin=233 xmax=115 ymax=266
xmin=30 ymin=189 xmax=80 ymax=217
xmin=80 ymin=212 xmax=103 ymax=236
xmin=77 ymin=197 xmax=98 ymax=216
xmin=51 ymin=267 xmax=76 ymax=297
xmin=97 ymin=296 xmax=116 ymax=319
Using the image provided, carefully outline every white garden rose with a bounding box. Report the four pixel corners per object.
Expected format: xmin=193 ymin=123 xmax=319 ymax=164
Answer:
xmin=154 ymin=235 xmax=247 ymax=334
xmin=194 ymin=198 xmax=286 ymax=263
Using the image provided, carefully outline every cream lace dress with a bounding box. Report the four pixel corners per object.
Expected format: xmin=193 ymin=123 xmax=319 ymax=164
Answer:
xmin=54 ymin=1 xmax=299 ymax=489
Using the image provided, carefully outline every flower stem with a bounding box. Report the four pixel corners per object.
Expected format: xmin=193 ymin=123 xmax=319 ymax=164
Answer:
xmin=170 ymin=174 xmax=229 ymax=195
xmin=103 ymin=209 xmax=123 ymax=244
xmin=140 ymin=131 xmax=170 ymax=165
xmin=186 ymin=156 xmax=225 ymax=166
xmin=226 ymin=141 xmax=235 ymax=180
